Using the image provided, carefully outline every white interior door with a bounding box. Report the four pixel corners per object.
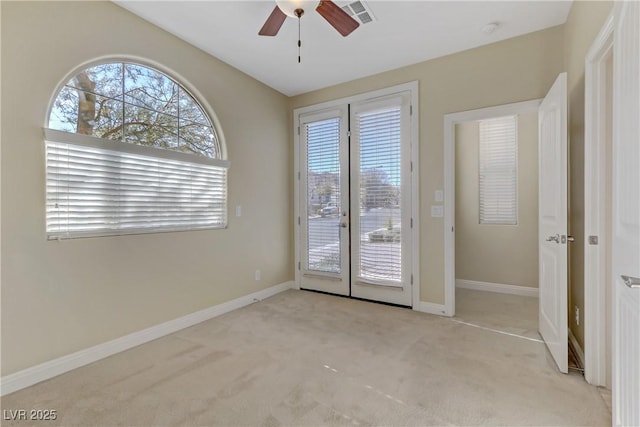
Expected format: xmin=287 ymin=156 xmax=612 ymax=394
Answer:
xmin=350 ymin=93 xmax=413 ymax=306
xmin=612 ymin=2 xmax=640 ymax=425
xmin=299 ymin=107 xmax=350 ymax=295
xmin=538 ymin=72 xmax=568 ymax=374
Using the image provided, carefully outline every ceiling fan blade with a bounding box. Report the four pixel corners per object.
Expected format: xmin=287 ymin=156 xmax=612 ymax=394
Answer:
xmin=316 ymin=0 xmax=359 ymax=37
xmin=259 ymin=6 xmax=287 ymax=36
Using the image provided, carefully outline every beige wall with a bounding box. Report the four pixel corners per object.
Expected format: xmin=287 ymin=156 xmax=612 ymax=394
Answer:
xmin=563 ymin=0 xmax=613 ymax=349
xmin=455 ymin=112 xmax=538 ymax=287
xmin=0 ymin=1 xmax=291 ymax=375
xmin=290 ymin=27 xmax=564 ymax=304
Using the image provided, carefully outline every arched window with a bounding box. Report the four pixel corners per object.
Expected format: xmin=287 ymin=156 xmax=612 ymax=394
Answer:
xmin=46 ymin=61 xmax=228 ymax=239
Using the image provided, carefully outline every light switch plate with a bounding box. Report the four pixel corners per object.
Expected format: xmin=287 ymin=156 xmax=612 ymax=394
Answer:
xmin=435 ymin=190 xmax=443 ymax=202
xmin=235 ymin=205 xmax=242 ymax=217
xmin=431 ymin=205 xmax=444 ymax=217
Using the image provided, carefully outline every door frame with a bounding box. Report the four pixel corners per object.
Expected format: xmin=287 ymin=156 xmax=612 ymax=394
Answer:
xmin=443 ymin=99 xmax=542 ymax=317
xmin=293 ymin=81 xmax=420 ymax=309
xmin=583 ymin=11 xmax=614 ymax=388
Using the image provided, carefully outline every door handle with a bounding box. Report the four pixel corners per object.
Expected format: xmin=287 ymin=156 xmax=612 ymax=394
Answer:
xmin=621 ymin=275 xmax=640 ymax=288
xmin=338 ymin=223 xmax=347 ymax=228
xmin=546 ymin=234 xmax=560 ymax=243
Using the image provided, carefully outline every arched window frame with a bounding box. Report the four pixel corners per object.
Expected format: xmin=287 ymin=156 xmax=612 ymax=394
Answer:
xmin=44 ymin=56 xmax=229 ymax=239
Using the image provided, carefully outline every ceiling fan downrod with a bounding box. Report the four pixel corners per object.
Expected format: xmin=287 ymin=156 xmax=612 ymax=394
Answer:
xmin=295 ymin=8 xmax=303 ymax=63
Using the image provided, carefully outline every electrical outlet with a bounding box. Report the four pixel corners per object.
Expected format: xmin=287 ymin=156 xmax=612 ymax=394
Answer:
xmin=255 ymin=270 xmax=261 ymax=281
xmin=575 ymin=306 xmax=580 ymax=326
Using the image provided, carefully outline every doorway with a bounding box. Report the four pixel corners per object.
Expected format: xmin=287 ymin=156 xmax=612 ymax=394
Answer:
xmin=444 ymin=99 xmax=542 ymax=317
xmin=453 ymin=109 xmax=540 ymax=340
xmin=444 ymin=76 xmax=571 ymax=374
xmin=293 ymin=82 xmax=419 ymax=307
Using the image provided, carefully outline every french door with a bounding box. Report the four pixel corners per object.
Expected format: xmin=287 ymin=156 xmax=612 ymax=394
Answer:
xmin=297 ymin=91 xmax=413 ymax=306
xmin=299 ymin=106 xmax=350 ymax=296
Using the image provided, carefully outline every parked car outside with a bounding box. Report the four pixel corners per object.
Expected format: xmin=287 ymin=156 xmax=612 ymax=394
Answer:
xmin=320 ymin=203 xmax=338 ymax=217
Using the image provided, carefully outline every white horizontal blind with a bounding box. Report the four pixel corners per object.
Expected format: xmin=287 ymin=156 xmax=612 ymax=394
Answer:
xmin=46 ymin=132 xmax=228 ymax=239
xmin=305 ymin=117 xmax=341 ymax=273
xmin=355 ymin=105 xmax=402 ymax=283
xmin=479 ymin=115 xmax=517 ymax=225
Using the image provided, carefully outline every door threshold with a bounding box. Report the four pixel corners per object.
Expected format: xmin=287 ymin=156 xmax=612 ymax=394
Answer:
xmin=300 ymin=288 xmax=411 ymax=309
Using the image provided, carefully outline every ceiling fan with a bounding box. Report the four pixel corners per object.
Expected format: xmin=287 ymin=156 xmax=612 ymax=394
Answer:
xmin=259 ymin=0 xmax=360 ymax=37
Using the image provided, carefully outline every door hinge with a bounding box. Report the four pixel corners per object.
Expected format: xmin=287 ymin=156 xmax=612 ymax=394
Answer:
xmin=411 ymin=274 xmax=414 ymax=285
xmin=298 ymin=216 xmax=300 ymax=225
xmin=410 ymin=105 xmax=413 ymax=116
xmin=298 ymin=171 xmax=300 ymax=180
xmin=410 ymin=161 xmax=413 ymax=172
xmin=588 ymin=235 xmax=598 ymax=245
xmin=411 ymin=218 xmax=413 ymax=228
xmin=297 ymin=126 xmax=300 ymax=135
xmin=347 ymin=130 xmax=351 ymax=137
xmin=298 ymin=262 xmax=301 ymax=270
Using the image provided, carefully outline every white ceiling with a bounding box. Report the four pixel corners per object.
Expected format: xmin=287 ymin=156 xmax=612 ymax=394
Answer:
xmin=114 ymin=1 xmax=572 ymax=96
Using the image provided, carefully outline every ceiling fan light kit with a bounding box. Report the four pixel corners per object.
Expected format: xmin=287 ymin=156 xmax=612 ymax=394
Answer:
xmin=275 ymin=0 xmax=319 ymax=18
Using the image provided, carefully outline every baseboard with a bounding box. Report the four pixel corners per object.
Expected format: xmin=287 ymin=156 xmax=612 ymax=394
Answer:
xmin=0 ymin=281 xmax=294 ymax=397
xmin=456 ymin=279 xmax=538 ymax=298
xmin=416 ymin=301 xmax=450 ymax=316
xmin=569 ymin=329 xmax=585 ymax=369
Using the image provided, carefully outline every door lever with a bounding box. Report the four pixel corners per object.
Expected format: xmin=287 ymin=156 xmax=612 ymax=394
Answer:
xmin=621 ymin=275 xmax=640 ymax=288
xmin=546 ymin=234 xmax=560 ymax=243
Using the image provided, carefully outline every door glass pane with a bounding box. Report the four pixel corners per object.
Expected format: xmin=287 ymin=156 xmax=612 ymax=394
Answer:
xmin=357 ymin=106 xmax=402 ymax=283
xmin=306 ymin=118 xmax=341 ymax=273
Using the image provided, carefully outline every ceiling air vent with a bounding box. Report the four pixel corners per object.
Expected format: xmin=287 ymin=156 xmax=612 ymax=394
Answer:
xmin=341 ymin=0 xmax=376 ymax=25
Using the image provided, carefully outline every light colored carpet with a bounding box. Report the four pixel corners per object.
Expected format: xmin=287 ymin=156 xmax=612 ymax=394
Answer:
xmin=454 ymin=287 xmax=541 ymax=340
xmin=1 ymin=289 xmax=610 ymax=426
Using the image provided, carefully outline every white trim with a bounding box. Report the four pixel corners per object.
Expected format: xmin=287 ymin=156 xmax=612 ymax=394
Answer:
xmin=294 ymin=81 xmax=418 ymax=116
xmin=293 ymin=81 xmax=420 ymax=309
xmin=443 ymin=99 xmax=542 ymax=317
xmin=0 ymin=281 xmax=294 ymax=396
xmin=584 ymin=11 xmax=614 ymax=388
xmin=416 ymin=301 xmax=449 ymax=316
xmin=456 ymin=279 xmax=538 ymax=298
xmin=569 ymin=329 xmax=586 ymax=369
xmin=293 ymin=98 xmax=301 ymax=291
xmin=409 ymin=84 xmax=421 ymax=311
